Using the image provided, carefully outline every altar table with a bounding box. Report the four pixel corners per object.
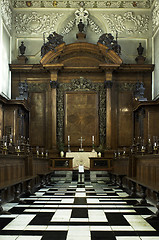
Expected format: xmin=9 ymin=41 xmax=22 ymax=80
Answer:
xmin=66 ymin=152 xmax=97 ymax=169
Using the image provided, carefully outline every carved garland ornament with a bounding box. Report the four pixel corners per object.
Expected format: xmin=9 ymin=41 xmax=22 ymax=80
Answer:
xmin=102 ymin=11 xmax=149 ymax=34
xmin=57 ymin=77 xmax=106 ymax=146
xmin=1 ymin=0 xmax=12 ymax=32
xmin=14 ymin=11 xmax=64 ymax=34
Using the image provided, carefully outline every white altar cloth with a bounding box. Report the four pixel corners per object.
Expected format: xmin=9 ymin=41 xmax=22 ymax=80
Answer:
xmin=66 ymin=152 xmax=97 ymax=169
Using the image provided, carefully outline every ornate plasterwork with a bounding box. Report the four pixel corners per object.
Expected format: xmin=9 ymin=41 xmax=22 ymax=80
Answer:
xmin=1 ymin=0 xmax=12 ymax=32
xmin=12 ymin=0 xmax=152 ymax=9
xmin=152 ymin=1 xmax=159 ymax=32
xmin=61 ymin=7 xmax=102 ymax=35
xmin=14 ymin=11 xmax=64 ymax=34
xmin=102 ymin=12 xmax=149 ymax=34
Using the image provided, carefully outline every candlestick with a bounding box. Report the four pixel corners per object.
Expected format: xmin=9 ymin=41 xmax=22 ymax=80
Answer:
xmin=92 ymin=136 xmax=95 ymax=152
xmin=68 ymin=136 xmax=71 ymax=152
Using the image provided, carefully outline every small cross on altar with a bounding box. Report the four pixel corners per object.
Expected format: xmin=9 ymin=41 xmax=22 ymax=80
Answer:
xmin=78 ymin=136 xmax=85 ymax=152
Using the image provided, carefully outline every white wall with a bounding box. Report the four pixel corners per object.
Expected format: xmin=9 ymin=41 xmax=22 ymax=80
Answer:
xmin=153 ymin=29 xmax=159 ymax=98
xmin=0 ymin=0 xmax=12 ymax=99
xmin=0 ymin=24 xmax=11 ymax=98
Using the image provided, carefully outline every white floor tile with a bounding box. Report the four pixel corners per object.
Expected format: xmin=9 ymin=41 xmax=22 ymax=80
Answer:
xmin=116 ymin=237 xmax=141 ymax=240
xmin=90 ymin=226 xmax=111 ymax=231
xmin=46 ymin=226 xmax=69 ymax=231
xmin=66 ymin=236 xmax=90 ymax=240
xmin=124 ymin=215 xmax=156 ymax=231
xmin=88 ymin=210 xmax=107 ymax=222
xmin=111 ymin=226 xmax=134 ymax=231
xmin=76 ymin=188 xmax=85 ymax=192
xmin=0 ymin=214 xmax=18 ymax=218
xmin=61 ymin=199 xmax=74 ymax=203
xmin=69 ymin=226 xmax=89 ymax=231
xmin=140 ymin=238 xmax=159 ymax=240
xmin=70 ymin=218 xmax=89 ymax=222
xmin=24 ymin=209 xmax=41 ymax=212
xmin=75 ymin=193 xmax=86 ymax=197
xmin=16 ymin=236 xmax=42 ymax=240
xmin=25 ymin=225 xmax=47 ymax=230
xmin=67 ymin=230 xmax=90 ymax=236
xmin=3 ymin=214 xmax=36 ymax=230
xmin=87 ymin=198 xmax=100 ymax=203
xmin=51 ymin=209 xmax=72 ymax=222
xmin=2 ymin=203 xmax=18 ymax=211
xmin=0 ymin=236 xmax=18 ymax=240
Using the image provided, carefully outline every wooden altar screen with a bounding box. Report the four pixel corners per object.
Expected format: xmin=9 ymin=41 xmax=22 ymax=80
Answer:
xmin=10 ymin=42 xmax=154 ymax=154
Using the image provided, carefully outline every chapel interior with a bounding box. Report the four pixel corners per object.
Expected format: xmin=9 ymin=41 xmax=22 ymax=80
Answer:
xmin=1 ymin=0 xmax=159 ymax=239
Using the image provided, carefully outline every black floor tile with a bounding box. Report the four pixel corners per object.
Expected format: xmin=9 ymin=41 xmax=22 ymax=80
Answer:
xmin=147 ymin=219 xmax=159 ymax=231
xmin=106 ymin=213 xmax=130 ymax=225
xmin=114 ymin=231 xmax=138 ymax=236
xmin=0 ymin=230 xmax=23 ymax=235
xmin=86 ymin=193 xmax=96 ymax=196
xmin=125 ymin=200 xmax=139 ymax=205
xmin=74 ymin=197 xmax=87 ymax=205
xmin=91 ymin=231 xmax=116 ymax=240
xmin=136 ymin=231 xmax=159 ymax=236
xmin=134 ymin=207 xmax=154 ymax=215
xmin=9 ymin=207 xmax=26 ymax=214
xmin=105 ymin=193 xmax=117 ymax=196
xmin=65 ymin=193 xmax=75 ymax=196
xmin=41 ymin=231 xmax=67 ymax=240
xmin=0 ymin=218 xmax=12 ymax=230
xmin=29 ymin=212 xmax=54 ymax=225
xmin=71 ymin=208 xmax=88 ymax=218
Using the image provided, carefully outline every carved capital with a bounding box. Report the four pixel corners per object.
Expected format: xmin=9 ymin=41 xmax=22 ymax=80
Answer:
xmin=50 ymin=80 xmax=58 ymax=89
xmin=104 ymin=81 xmax=113 ymax=89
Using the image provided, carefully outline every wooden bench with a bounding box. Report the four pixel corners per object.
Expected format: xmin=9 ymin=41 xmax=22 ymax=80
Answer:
xmin=38 ymin=171 xmax=54 ymax=188
xmin=0 ymin=175 xmax=37 ymax=214
xmin=109 ymin=172 xmax=126 ymax=189
xmin=126 ymin=176 xmax=159 ymax=220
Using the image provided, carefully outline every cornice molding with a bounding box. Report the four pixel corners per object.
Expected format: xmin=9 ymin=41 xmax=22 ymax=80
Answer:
xmin=12 ymin=0 xmax=153 ymax=9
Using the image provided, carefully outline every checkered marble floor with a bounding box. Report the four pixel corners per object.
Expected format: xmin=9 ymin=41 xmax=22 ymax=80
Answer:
xmin=1 ymin=180 xmax=159 ymax=240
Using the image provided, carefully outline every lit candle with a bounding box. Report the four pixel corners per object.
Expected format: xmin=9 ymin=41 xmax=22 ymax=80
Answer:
xmin=92 ymin=136 xmax=94 ymax=142
xmin=68 ymin=135 xmax=70 ymax=141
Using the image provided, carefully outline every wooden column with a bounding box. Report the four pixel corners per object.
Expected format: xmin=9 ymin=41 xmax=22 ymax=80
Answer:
xmin=43 ymin=64 xmax=63 ymax=150
xmin=105 ymin=72 xmax=113 ymax=149
xmin=50 ymin=71 xmax=58 ymax=149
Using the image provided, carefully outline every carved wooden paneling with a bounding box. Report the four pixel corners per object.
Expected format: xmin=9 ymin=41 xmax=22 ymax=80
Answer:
xmin=147 ymin=110 xmax=159 ymax=138
xmin=135 ymin=155 xmax=159 ymax=190
xmin=0 ymin=155 xmax=27 ymax=188
xmin=64 ymin=92 xmax=99 ymax=146
xmin=134 ymin=102 xmax=159 ymax=144
xmin=118 ymin=91 xmax=133 ymax=147
xmin=32 ymin=158 xmax=49 ymax=175
xmin=113 ymin=157 xmax=130 ymax=176
xmin=29 ymin=92 xmax=46 ymax=146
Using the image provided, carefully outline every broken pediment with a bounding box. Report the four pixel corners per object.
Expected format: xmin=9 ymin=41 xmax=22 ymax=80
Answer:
xmin=40 ymin=42 xmax=122 ymax=69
